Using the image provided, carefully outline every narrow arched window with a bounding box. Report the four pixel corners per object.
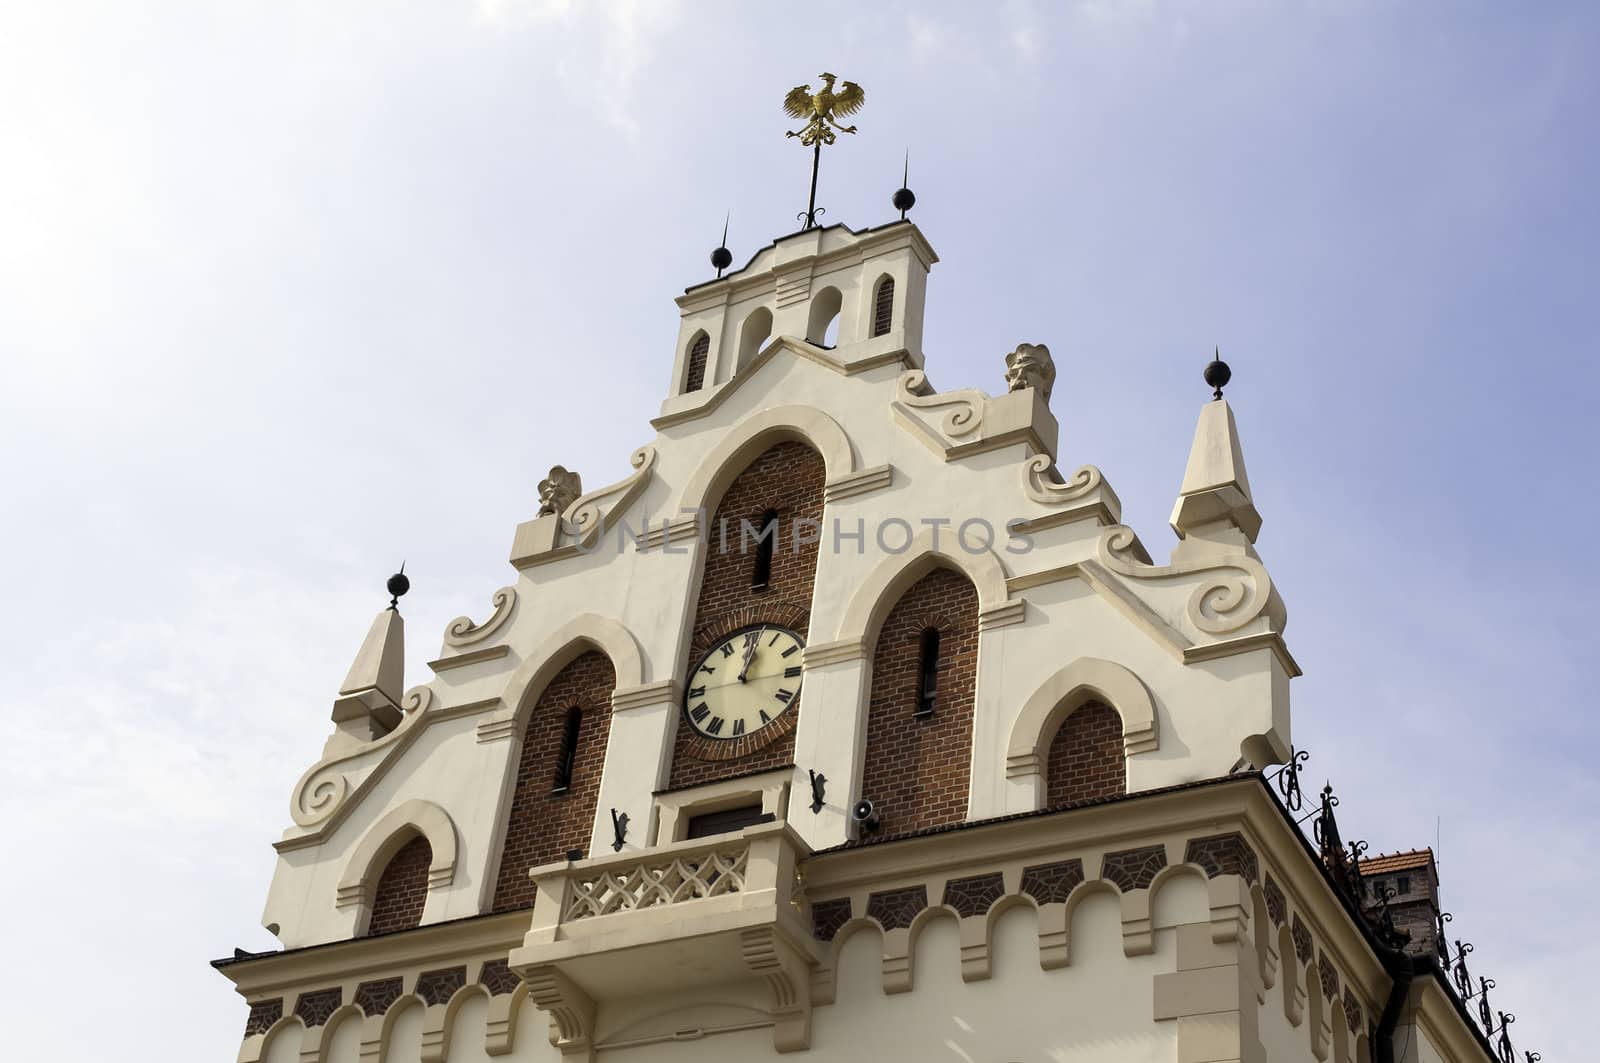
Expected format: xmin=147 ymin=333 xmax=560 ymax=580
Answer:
xmin=750 ymin=508 xmax=778 ymax=590
xmin=552 ymin=706 xmax=582 ymax=792
xmin=806 ymin=287 xmax=843 ymax=347
xmin=738 ymin=306 xmax=774 ymax=371
xmin=872 ymin=276 xmax=895 ymax=337
xmin=915 ymin=627 xmax=940 ymax=717
xmin=684 ymin=332 xmax=710 ymax=393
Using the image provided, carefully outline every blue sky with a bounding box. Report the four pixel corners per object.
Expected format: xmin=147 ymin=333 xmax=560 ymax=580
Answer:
xmin=1 ymin=2 xmax=1594 ymax=1058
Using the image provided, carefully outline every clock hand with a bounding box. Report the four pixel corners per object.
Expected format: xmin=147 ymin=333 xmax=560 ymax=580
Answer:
xmin=738 ymin=626 xmax=765 ymax=682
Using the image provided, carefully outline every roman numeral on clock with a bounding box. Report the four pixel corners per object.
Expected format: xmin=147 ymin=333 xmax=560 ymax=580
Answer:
xmin=781 ymin=644 xmax=799 ymax=657
xmin=784 ymin=665 xmax=801 ymax=678
xmin=732 ymin=718 xmax=746 ymax=736
xmin=690 ymin=704 xmax=709 ymax=723
xmin=775 ymin=688 xmax=794 ymax=704
xmin=705 ymin=715 xmax=725 ymax=735
xmin=759 ymin=709 xmax=772 ymax=724
xmin=720 ymin=643 xmax=736 ymax=658
xmin=688 ymin=686 xmax=706 ymax=698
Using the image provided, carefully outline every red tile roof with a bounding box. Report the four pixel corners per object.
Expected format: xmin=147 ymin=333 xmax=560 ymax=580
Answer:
xmin=1360 ymin=848 xmax=1435 ymax=876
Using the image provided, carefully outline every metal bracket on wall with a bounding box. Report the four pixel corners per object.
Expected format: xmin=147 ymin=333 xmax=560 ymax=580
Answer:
xmin=808 ymin=769 xmax=826 ymax=814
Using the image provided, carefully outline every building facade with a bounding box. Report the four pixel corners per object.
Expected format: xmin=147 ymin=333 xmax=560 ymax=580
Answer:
xmin=214 ymin=217 xmax=1505 ymax=1063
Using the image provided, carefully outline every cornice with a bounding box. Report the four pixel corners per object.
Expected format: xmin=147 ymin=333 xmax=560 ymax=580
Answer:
xmin=1415 ymin=974 xmax=1500 ymax=1063
xmin=425 ymin=644 xmax=510 ymax=674
xmin=678 ymin=220 xmax=938 ymax=302
xmin=212 ymin=910 xmax=530 ymax=998
xmin=1182 ymin=630 xmax=1302 ymax=677
xmin=1006 ymin=503 xmax=1120 ymax=536
xmin=822 ymin=463 xmax=893 ymax=505
xmin=611 ymin=678 xmax=680 ymax=713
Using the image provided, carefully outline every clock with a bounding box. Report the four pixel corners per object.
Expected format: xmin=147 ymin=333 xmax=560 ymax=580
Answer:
xmin=684 ymin=624 xmax=805 ymax=740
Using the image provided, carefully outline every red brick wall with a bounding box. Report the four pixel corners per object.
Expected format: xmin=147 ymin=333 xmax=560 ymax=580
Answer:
xmin=668 ymin=441 xmax=825 ymax=788
xmin=365 ymin=834 xmax=431 ymax=936
xmin=684 ymin=332 xmax=709 ymax=392
xmin=1044 ymin=701 xmax=1125 ymax=806
xmin=491 ymin=650 xmax=617 ymax=912
xmin=859 ymin=567 xmax=980 ymax=835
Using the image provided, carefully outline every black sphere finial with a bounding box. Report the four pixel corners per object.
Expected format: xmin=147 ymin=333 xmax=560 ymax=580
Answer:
xmin=892 ymin=151 xmax=915 ymax=219
xmin=387 ymin=562 xmax=410 ymax=609
xmin=710 ymin=212 xmax=732 ymax=277
xmin=1204 ymin=346 xmax=1232 ymax=400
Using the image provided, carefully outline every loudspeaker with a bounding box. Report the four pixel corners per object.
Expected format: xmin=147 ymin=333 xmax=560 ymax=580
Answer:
xmin=851 ymin=798 xmax=881 ymax=833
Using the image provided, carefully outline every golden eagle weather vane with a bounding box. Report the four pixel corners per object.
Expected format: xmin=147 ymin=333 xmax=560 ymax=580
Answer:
xmin=784 ymin=72 xmax=865 ymax=230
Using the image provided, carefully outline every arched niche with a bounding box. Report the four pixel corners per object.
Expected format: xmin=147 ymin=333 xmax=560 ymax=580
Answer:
xmin=335 ymin=798 xmax=458 ymax=932
xmin=1004 ymin=657 xmax=1159 ymax=794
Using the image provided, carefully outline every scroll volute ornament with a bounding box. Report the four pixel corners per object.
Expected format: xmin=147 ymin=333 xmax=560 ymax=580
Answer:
xmin=442 ymin=587 xmax=516 ymax=648
xmin=1097 ymin=525 xmax=1279 ymax=635
xmin=1004 ymin=342 xmax=1055 ymax=402
xmin=537 ymin=466 xmax=583 ymax=517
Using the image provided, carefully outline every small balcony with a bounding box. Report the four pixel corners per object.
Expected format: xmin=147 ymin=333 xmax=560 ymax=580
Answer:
xmin=507 ymin=820 xmax=820 ymax=1055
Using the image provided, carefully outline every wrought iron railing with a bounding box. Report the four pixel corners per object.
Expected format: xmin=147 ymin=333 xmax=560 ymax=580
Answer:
xmin=1266 ymin=749 xmax=1539 ymax=1062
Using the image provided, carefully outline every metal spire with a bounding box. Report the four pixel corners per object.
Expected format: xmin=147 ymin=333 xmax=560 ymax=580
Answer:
xmin=710 ymin=212 xmax=732 ymax=277
xmin=386 ymin=561 xmax=409 ymax=610
xmin=892 ymin=150 xmax=916 ymax=219
xmin=1204 ymin=346 xmax=1232 ymax=400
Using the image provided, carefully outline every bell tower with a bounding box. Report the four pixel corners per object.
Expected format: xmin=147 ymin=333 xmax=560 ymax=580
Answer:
xmin=664 ymin=221 xmax=935 ymax=410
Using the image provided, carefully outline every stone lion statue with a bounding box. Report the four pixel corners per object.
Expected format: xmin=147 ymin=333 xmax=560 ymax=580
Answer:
xmin=537 ymin=466 xmax=583 ymax=517
xmin=1004 ymin=342 xmax=1055 ymax=401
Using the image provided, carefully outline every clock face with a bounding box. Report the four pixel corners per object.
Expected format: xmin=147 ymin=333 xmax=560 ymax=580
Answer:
xmin=684 ymin=625 xmax=805 ymax=740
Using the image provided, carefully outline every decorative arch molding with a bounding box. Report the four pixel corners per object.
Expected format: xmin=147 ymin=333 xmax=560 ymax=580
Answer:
xmin=828 ymin=528 xmax=1012 ymax=657
xmin=245 ymin=1015 xmax=305 ymax=1063
xmin=676 ymin=404 xmax=857 ymax=516
xmin=308 ymin=1004 xmax=365 ymax=1063
xmin=1005 ymin=657 xmax=1160 ymax=785
xmin=335 ymin=799 xmax=458 ymax=917
xmin=478 ymin=614 xmax=644 ymax=743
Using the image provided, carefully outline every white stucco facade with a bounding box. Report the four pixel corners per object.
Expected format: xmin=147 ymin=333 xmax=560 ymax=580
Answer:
xmin=216 ymin=219 xmax=1495 ymax=1063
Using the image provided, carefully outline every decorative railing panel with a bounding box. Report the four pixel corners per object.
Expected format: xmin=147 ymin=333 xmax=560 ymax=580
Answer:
xmin=564 ymin=845 xmax=749 ymax=920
